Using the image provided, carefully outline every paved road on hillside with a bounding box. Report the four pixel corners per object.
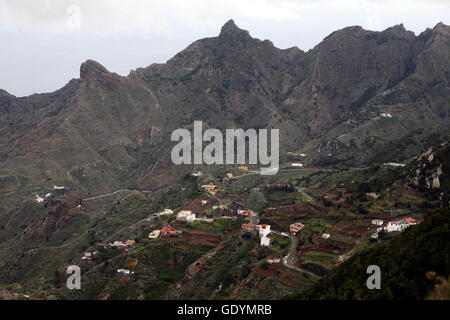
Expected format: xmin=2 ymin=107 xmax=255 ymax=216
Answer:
xmin=185 ymin=245 xmax=224 ymax=279
xmin=82 ymin=189 xmax=152 ymax=201
xmin=230 ymin=168 xmax=338 ymax=181
xmin=81 ymin=166 xmax=339 ymax=202
xmin=273 ymin=230 xmax=319 ymax=279
xmin=205 ymin=191 xmax=222 ymax=207
xmin=284 ymin=233 xmax=299 ymax=267
xmin=295 ymin=187 xmax=314 ymax=201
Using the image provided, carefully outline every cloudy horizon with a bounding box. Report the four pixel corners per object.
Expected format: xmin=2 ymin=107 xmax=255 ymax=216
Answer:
xmin=1 ymin=0 xmax=449 ymax=97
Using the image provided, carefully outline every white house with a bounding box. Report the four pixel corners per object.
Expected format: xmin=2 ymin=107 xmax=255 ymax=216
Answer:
xmin=35 ymin=195 xmax=44 ymax=203
xmin=292 ymin=163 xmax=304 ymax=167
xmin=372 ymin=219 xmax=384 ymax=226
xmin=322 ymin=233 xmax=331 ymax=239
xmin=201 ymin=200 xmax=208 ymax=205
xmin=117 ymin=269 xmax=133 ymax=275
xmin=186 ymin=213 xmax=196 ymax=223
xmin=267 ymin=258 xmax=281 ymax=264
xmin=159 ymin=209 xmax=174 ymax=216
xmin=261 ymin=236 xmax=271 ymax=247
xmin=258 ymin=224 xmax=271 ymax=238
xmin=177 ymin=210 xmax=192 ymax=220
xmin=148 ymin=230 xmax=161 ymax=239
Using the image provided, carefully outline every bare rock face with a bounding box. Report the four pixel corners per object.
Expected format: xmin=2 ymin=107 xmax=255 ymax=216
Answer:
xmin=409 ymin=142 xmax=450 ymax=193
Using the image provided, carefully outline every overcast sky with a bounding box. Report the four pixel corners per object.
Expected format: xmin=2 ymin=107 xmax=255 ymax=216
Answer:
xmin=1 ymin=0 xmax=449 ymax=97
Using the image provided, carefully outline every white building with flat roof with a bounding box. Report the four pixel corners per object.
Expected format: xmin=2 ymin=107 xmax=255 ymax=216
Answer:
xmin=177 ymin=210 xmax=193 ymax=220
xmin=148 ymin=230 xmax=161 ymax=239
xmin=258 ymin=224 xmax=271 ymax=238
xmin=186 ymin=213 xmax=196 ymax=223
xmin=372 ymin=219 xmax=384 ymax=225
xmin=261 ymin=237 xmax=271 ymax=247
xmin=117 ymin=269 xmax=133 ymax=275
xmin=292 ymin=163 xmax=304 ymax=167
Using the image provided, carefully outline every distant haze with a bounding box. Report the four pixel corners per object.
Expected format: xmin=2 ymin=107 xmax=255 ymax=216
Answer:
xmin=1 ymin=0 xmax=449 ymax=97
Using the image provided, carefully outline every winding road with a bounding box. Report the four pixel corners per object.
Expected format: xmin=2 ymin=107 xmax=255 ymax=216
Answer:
xmin=273 ymin=230 xmax=319 ymax=278
xmin=82 ymin=189 xmax=152 ymax=201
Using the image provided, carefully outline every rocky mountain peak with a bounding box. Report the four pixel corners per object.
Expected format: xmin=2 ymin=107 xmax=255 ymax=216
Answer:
xmin=382 ymin=23 xmax=415 ymax=40
xmin=383 ymin=23 xmax=406 ymax=34
xmin=219 ymin=19 xmax=252 ymax=40
xmin=433 ymin=22 xmax=450 ymax=36
xmin=80 ymin=59 xmax=110 ymax=80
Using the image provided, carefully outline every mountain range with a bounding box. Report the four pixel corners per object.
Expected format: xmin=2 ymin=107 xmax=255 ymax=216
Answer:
xmin=1 ymin=20 xmax=450 ymax=208
xmin=0 ymin=20 xmax=450 ymax=300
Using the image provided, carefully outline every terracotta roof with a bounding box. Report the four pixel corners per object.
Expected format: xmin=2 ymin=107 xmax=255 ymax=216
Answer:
xmin=160 ymin=226 xmax=175 ymax=233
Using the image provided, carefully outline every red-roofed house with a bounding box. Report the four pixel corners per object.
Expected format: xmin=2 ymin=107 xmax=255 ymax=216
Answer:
xmin=238 ymin=209 xmax=258 ymax=218
xmin=290 ymin=222 xmax=305 ymax=234
xmin=160 ymin=226 xmax=178 ymax=237
xmin=404 ymin=217 xmax=417 ymax=225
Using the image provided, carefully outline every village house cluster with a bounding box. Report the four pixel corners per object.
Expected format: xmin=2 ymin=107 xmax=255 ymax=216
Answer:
xmin=147 ymin=204 xmax=206 ymax=240
xmin=241 ymin=223 xmax=272 ymax=246
xmin=154 ymin=208 xmax=174 ymax=217
xmin=81 ymin=251 xmax=98 ymax=263
xmin=384 ymin=217 xmax=418 ymax=232
xmin=202 ymin=184 xmax=217 ymax=195
xmin=238 ymin=209 xmax=273 ymax=246
xmin=102 ymin=240 xmax=136 ymax=250
xmin=371 ymin=217 xmax=419 ymax=239
xmin=149 ymin=225 xmax=183 ymax=239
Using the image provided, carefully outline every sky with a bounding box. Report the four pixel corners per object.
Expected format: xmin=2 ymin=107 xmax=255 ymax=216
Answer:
xmin=1 ymin=0 xmax=449 ymax=97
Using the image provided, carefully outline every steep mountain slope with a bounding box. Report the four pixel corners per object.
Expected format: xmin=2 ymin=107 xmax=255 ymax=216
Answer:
xmin=289 ymin=142 xmax=450 ymax=300
xmin=289 ymin=209 xmax=450 ymax=300
xmin=1 ymin=20 xmax=450 ymax=232
xmin=407 ymin=142 xmax=450 ymax=205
